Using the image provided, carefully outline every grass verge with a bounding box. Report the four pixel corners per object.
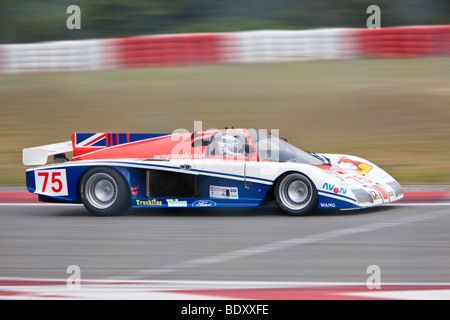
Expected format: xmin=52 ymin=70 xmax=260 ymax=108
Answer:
xmin=1 ymin=58 xmax=450 ymax=185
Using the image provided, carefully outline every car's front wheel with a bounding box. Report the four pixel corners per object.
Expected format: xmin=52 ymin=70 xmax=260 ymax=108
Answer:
xmin=274 ymin=172 xmax=318 ymax=216
xmin=79 ymin=167 xmax=131 ymax=216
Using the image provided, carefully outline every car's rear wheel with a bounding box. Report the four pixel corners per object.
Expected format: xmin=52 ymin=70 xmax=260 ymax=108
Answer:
xmin=80 ymin=167 xmax=131 ymax=216
xmin=275 ymin=172 xmax=318 ymax=216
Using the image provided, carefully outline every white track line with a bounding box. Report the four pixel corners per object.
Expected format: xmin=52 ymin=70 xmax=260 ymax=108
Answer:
xmin=3 ymin=277 xmax=450 ymax=300
xmin=127 ymin=208 xmax=450 ymax=279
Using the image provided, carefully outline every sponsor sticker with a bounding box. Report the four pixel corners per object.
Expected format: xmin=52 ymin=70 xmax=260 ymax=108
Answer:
xmin=338 ymin=156 xmax=374 ymax=176
xmin=192 ymin=200 xmax=217 ymax=207
xmin=370 ymin=191 xmax=381 ymax=200
xmin=166 ymin=199 xmax=188 ymax=207
xmin=131 ymin=184 xmax=139 ymax=196
xmin=135 ymin=199 xmax=162 ymax=206
xmin=210 ymin=185 xmax=239 ymax=199
xmin=319 ymin=203 xmax=336 ymax=208
xmin=322 ymin=182 xmax=347 ymax=195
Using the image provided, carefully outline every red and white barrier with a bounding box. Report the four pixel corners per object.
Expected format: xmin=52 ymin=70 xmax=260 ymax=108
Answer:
xmin=232 ymin=29 xmax=352 ymax=63
xmin=3 ymin=39 xmax=104 ymax=73
xmin=352 ymin=25 xmax=450 ymax=58
xmin=1 ymin=25 xmax=449 ymax=74
xmin=114 ymin=33 xmax=231 ymax=68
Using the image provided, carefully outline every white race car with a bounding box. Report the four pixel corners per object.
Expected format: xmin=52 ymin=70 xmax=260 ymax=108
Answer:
xmin=23 ymin=129 xmax=403 ymax=216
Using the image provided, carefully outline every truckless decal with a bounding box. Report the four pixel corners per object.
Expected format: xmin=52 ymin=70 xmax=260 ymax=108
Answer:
xmin=135 ymin=199 xmax=163 ymax=206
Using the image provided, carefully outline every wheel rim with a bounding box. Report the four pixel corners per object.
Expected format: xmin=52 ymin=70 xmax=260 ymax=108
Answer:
xmin=84 ymin=173 xmax=118 ymax=209
xmin=279 ymin=176 xmax=312 ymax=211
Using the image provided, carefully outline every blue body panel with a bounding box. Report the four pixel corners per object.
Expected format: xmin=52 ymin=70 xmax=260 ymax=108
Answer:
xmin=26 ymin=161 xmax=361 ymax=210
xmin=131 ymin=197 xmax=263 ymax=209
xmin=317 ymin=194 xmax=359 ymax=209
xmin=26 ymin=162 xmax=274 ymax=208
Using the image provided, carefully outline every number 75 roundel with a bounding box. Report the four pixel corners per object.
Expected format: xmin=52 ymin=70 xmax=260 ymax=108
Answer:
xmin=34 ymin=169 xmax=69 ymax=196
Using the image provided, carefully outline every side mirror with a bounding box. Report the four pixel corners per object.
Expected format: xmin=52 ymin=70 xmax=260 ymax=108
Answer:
xmin=245 ymin=144 xmax=256 ymax=154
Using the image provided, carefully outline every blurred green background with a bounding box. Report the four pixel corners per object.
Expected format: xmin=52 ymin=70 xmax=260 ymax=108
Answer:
xmin=1 ymin=0 xmax=449 ymax=43
xmin=1 ymin=1 xmax=450 ymax=186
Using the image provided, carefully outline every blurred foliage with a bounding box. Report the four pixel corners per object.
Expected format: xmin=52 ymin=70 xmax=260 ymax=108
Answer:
xmin=0 ymin=0 xmax=449 ymax=43
xmin=1 ymin=58 xmax=450 ymax=185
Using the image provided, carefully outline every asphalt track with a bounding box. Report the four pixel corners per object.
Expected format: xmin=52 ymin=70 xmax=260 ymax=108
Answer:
xmin=1 ymin=198 xmax=450 ymax=285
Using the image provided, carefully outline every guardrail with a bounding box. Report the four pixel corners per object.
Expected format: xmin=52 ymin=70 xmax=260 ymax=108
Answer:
xmin=1 ymin=25 xmax=449 ymax=74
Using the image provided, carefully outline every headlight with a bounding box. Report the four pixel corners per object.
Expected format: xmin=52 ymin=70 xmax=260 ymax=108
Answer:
xmin=386 ymin=180 xmax=403 ymax=196
xmin=353 ymin=188 xmax=374 ymax=204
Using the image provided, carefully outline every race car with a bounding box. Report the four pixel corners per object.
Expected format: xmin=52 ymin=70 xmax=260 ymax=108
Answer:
xmin=22 ymin=129 xmax=403 ymax=216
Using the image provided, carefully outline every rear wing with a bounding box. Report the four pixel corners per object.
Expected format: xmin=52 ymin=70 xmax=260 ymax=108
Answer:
xmin=22 ymin=141 xmax=73 ymax=166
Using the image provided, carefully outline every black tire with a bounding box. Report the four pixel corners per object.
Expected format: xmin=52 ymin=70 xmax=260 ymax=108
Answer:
xmin=274 ymin=172 xmax=318 ymax=216
xmin=79 ymin=167 xmax=131 ymax=216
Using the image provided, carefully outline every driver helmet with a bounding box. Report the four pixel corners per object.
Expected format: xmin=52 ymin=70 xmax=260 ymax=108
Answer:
xmin=216 ymin=134 xmax=245 ymax=156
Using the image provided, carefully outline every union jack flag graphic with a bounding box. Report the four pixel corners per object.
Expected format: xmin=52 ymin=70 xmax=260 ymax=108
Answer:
xmin=75 ymin=133 xmax=108 ymax=148
xmin=74 ymin=133 xmax=169 ymax=150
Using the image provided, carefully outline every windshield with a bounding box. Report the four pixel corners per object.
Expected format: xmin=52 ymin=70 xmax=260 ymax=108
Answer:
xmin=248 ymin=129 xmax=326 ymax=165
